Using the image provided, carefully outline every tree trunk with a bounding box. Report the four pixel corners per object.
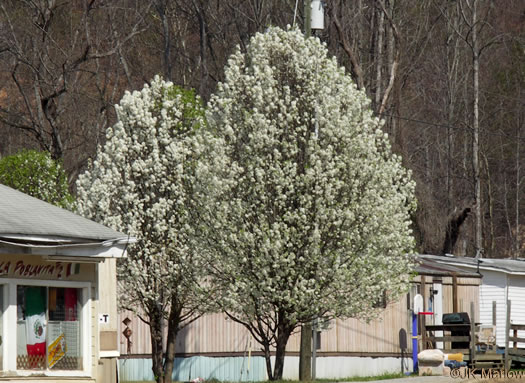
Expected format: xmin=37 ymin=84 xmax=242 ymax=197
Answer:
xmin=163 ymin=300 xmax=182 ymax=383
xmin=155 ymin=0 xmax=172 ymax=81
xmin=377 ymin=0 xmax=399 ymax=115
xmin=442 ymin=207 xmax=471 ymax=255
xmin=273 ymin=334 xmax=288 ymax=380
xmin=472 ymin=1 xmax=483 ymax=258
xmin=194 ymin=0 xmax=209 ymax=97
xmin=515 ymin=121 xmax=521 ymax=258
xmin=482 ymin=153 xmax=495 ymax=256
xmin=260 ymin=321 xmax=294 ymax=380
xmin=373 ymin=6 xmax=384 ymax=111
xmin=272 ymin=321 xmax=294 ymax=380
xmin=329 ymin=2 xmax=365 ymax=89
xmin=262 ymin=341 xmax=273 ymax=381
xmin=150 ymin=305 xmax=166 ymax=383
xmin=444 ymin=4 xmax=460 ymax=217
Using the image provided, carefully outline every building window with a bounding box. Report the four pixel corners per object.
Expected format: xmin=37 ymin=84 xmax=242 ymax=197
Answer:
xmin=16 ymin=285 xmax=82 ymax=371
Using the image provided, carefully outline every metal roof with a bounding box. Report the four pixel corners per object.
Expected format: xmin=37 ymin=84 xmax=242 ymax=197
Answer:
xmin=419 ymin=254 xmax=525 ymax=275
xmin=0 ymin=184 xmax=133 ymax=258
xmin=415 ymin=255 xmax=481 ymax=278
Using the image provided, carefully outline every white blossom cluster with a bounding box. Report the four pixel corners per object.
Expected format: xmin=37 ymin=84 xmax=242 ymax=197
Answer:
xmin=203 ymin=27 xmax=417 ymax=330
xmin=76 ymin=76 xmax=216 ymax=317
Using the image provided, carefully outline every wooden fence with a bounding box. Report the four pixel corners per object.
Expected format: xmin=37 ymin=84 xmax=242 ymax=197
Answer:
xmin=505 ymin=300 xmax=525 ymax=367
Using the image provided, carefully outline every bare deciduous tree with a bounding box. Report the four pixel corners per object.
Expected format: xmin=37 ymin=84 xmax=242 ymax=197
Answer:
xmin=0 ymin=0 xmax=148 ymax=179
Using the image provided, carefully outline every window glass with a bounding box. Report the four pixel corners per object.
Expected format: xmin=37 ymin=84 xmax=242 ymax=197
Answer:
xmin=48 ymin=287 xmax=82 ymax=370
xmin=16 ymin=286 xmax=82 ymax=371
xmin=17 ymin=286 xmax=46 ymax=370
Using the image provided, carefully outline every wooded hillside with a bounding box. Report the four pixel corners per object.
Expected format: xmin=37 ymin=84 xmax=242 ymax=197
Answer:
xmin=1 ymin=0 xmax=524 ymax=258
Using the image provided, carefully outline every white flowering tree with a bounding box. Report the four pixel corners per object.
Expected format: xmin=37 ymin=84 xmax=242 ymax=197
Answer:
xmin=76 ymin=77 xmax=215 ymax=383
xmin=203 ymin=27 xmax=417 ymax=380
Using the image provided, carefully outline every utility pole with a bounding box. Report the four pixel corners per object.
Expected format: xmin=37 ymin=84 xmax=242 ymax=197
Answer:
xmin=299 ymin=2 xmax=312 ymax=380
xmin=304 ymin=0 xmax=311 ymax=38
xmin=299 ymin=323 xmax=312 ymax=380
xmin=299 ymin=2 xmax=325 ymax=380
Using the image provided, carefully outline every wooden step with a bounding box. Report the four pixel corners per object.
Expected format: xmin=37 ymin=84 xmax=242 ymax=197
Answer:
xmin=474 ymin=353 xmax=503 ymax=361
xmin=472 ymin=361 xmax=504 ymax=368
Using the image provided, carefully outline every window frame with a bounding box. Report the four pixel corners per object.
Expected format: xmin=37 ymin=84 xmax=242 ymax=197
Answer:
xmin=0 ymin=278 xmax=91 ymax=378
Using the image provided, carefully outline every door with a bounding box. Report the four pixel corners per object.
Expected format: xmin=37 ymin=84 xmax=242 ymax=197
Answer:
xmin=432 ymin=282 xmax=443 ymax=349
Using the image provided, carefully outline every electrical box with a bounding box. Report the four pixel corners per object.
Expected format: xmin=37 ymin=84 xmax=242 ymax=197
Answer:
xmin=311 ymin=0 xmax=324 ymax=30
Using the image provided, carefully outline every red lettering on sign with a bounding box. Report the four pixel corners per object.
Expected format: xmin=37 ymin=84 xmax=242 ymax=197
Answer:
xmin=9 ymin=260 xmax=73 ymax=279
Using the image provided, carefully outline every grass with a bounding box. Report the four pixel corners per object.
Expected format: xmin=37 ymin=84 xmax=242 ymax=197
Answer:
xmin=121 ymin=372 xmax=408 ymax=383
xmin=326 ymin=372 xmax=407 ymax=382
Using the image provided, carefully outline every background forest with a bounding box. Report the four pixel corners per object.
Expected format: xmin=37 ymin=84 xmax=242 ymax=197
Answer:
xmin=0 ymin=0 xmax=524 ymax=259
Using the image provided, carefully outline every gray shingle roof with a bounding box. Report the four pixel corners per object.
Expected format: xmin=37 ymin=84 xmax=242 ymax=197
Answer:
xmin=0 ymin=184 xmax=126 ymax=242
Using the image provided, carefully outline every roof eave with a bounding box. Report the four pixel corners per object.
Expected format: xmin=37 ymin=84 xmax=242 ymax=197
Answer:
xmin=0 ymin=236 xmax=136 ymax=261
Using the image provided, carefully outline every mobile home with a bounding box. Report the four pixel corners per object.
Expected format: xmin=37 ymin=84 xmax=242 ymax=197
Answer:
xmin=118 ymin=255 xmax=481 ymax=381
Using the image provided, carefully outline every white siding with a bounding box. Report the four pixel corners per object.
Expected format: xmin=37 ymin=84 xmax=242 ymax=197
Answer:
xmin=508 ymin=275 xmax=525 ymax=347
xmin=280 ymin=356 xmax=412 ymax=379
xmin=479 ymin=270 xmax=507 ymax=346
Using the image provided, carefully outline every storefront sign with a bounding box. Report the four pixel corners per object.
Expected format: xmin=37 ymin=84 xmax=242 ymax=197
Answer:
xmin=0 ymin=260 xmax=80 ymax=279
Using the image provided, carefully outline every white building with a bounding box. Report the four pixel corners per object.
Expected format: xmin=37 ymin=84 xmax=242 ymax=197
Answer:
xmin=0 ymin=184 xmax=134 ymax=382
xmin=420 ymin=254 xmax=525 ymax=348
